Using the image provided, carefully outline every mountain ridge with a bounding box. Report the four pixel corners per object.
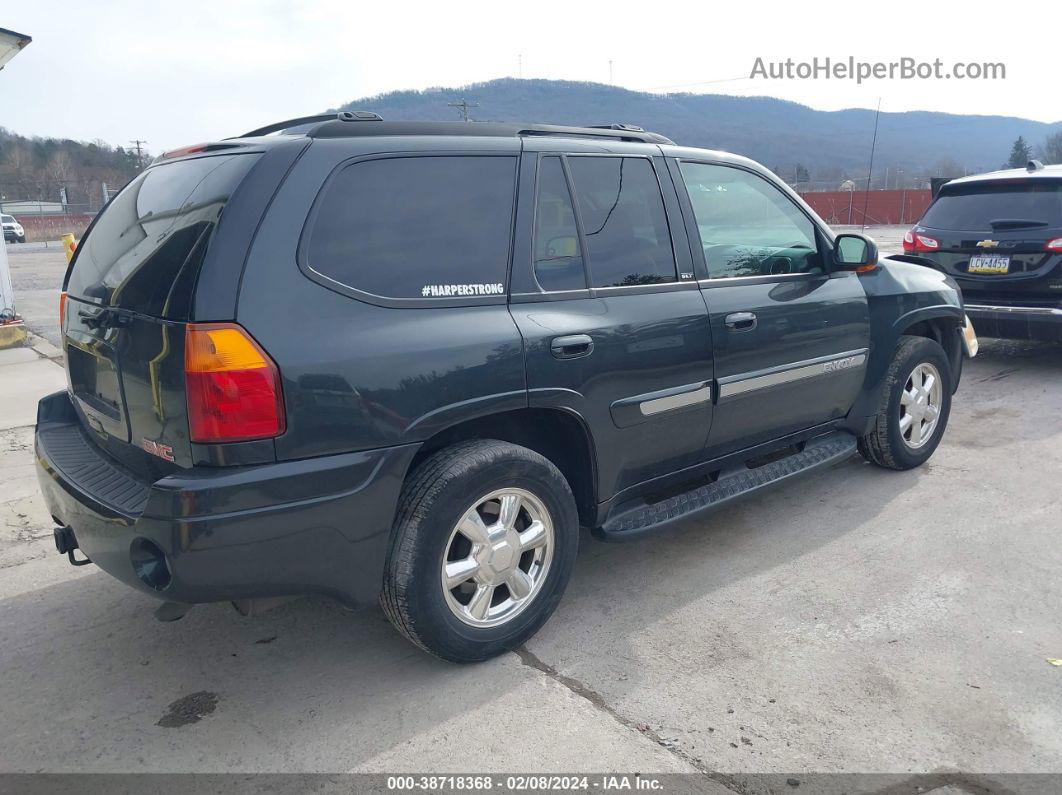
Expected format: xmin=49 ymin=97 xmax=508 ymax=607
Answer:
xmin=335 ymin=78 xmax=1062 ymax=180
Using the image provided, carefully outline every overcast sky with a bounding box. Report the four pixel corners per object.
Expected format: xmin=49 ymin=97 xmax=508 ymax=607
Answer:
xmin=2 ymin=0 xmax=1057 ymax=155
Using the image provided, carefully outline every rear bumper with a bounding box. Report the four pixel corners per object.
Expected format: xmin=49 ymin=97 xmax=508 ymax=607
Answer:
xmin=35 ymin=390 xmax=418 ymax=606
xmin=964 ymin=303 xmax=1062 ymax=342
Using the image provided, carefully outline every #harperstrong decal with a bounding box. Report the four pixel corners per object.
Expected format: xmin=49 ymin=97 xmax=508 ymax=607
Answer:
xmin=421 ymin=283 xmax=505 ymax=297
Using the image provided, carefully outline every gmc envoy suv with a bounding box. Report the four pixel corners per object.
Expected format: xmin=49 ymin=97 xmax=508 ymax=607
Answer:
xmin=36 ymin=114 xmax=973 ymax=661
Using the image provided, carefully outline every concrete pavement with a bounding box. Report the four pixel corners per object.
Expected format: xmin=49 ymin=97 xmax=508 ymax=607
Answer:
xmin=0 ymin=243 xmax=1060 ymax=779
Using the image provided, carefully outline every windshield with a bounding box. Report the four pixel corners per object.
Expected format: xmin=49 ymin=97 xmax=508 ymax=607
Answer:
xmin=1 ymin=215 xmax=14 ymax=224
xmin=921 ymin=181 xmax=1062 ymax=231
xmin=66 ymin=153 xmax=261 ymax=318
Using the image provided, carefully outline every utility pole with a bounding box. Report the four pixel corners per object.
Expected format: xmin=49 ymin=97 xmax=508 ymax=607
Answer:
xmin=447 ymin=98 xmax=479 ymax=122
xmin=609 ymin=60 xmax=614 ymax=84
xmin=129 ymin=139 xmax=148 ymax=169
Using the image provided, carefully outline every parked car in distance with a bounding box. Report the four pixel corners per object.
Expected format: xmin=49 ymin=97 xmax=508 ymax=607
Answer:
xmin=2 ymin=213 xmax=25 ymax=243
xmin=37 ymin=114 xmax=973 ymax=662
xmin=904 ymin=161 xmax=1062 ymax=342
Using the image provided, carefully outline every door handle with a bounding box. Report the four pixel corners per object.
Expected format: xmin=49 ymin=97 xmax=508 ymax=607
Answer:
xmin=724 ymin=312 xmax=757 ymax=332
xmin=550 ymin=334 xmax=594 ymax=360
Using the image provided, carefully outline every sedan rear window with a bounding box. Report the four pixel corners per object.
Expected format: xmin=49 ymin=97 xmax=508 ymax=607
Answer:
xmin=920 ymin=182 xmax=1062 ymax=231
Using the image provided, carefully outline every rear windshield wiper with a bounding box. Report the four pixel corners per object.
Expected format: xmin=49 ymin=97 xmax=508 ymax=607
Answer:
xmin=989 ymin=218 xmax=1049 ymax=230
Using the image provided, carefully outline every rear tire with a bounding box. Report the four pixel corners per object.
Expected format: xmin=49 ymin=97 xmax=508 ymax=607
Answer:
xmin=381 ymin=439 xmax=579 ymax=662
xmin=859 ymin=335 xmax=952 ymax=470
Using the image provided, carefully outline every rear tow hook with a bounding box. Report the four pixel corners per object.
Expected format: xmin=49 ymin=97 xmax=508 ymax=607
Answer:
xmin=54 ymin=526 xmax=91 ymax=567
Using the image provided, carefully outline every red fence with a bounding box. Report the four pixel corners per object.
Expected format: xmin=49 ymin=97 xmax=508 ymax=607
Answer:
xmin=9 ymin=191 xmax=933 ymax=243
xmin=797 ymin=189 xmax=932 ymax=226
xmin=11 ymin=214 xmax=95 ymax=243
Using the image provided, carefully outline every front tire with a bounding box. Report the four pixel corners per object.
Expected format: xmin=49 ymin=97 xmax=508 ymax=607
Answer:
xmin=859 ymin=335 xmax=953 ymax=470
xmin=381 ymin=439 xmax=579 ymax=662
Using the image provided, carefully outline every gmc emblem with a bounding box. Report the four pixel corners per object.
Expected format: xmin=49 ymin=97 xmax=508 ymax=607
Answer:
xmin=142 ymin=438 xmax=175 ymax=462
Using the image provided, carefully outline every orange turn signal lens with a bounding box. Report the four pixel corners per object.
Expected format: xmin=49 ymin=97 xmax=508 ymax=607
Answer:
xmin=185 ymin=324 xmax=270 ymax=373
xmin=184 ymin=323 xmax=285 ymax=443
xmin=59 ymin=292 xmax=67 ymax=329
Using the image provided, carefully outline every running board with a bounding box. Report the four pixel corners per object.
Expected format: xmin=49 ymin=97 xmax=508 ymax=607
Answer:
xmin=595 ymin=432 xmax=858 ymax=542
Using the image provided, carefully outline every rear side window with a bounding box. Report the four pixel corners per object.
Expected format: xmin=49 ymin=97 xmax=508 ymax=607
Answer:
xmin=566 ymin=157 xmax=677 ymax=287
xmin=306 ymin=156 xmax=517 ymax=300
xmin=533 ymin=157 xmax=586 ymax=291
xmin=67 ymin=153 xmax=261 ymax=317
xmin=920 ymin=182 xmax=1062 ymax=230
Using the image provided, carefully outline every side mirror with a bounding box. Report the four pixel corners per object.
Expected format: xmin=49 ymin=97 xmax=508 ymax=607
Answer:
xmin=833 ymin=233 xmax=879 ymax=271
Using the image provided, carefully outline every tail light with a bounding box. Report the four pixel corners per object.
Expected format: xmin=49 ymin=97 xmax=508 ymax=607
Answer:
xmin=1046 ymin=237 xmax=1062 ymax=251
xmin=59 ymin=292 xmax=67 ymax=329
xmin=184 ymin=323 xmax=285 ymax=443
xmin=902 ymin=229 xmax=940 ymax=253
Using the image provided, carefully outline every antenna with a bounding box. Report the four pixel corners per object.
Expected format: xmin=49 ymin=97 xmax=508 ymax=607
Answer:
xmin=860 ymin=99 xmax=881 ymax=233
xmin=447 ymin=98 xmax=479 ymax=122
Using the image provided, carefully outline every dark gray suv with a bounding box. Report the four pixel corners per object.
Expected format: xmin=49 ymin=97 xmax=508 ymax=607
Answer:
xmin=36 ymin=114 xmax=972 ymax=661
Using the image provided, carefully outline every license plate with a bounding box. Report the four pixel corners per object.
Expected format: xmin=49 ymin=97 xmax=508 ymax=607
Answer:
xmin=968 ymin=255 xmax=1010 ymax=274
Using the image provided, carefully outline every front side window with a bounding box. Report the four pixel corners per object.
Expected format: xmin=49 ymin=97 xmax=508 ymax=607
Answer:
xmin=307 ymin=156 xmax=517 ymax=300
xmin=679 ymin=162 xmax=821 ymax=279
xmin=566 ymin=157 xmax=677 ymax=287
xmin=533 ymin=157 xmax=585 ymax=291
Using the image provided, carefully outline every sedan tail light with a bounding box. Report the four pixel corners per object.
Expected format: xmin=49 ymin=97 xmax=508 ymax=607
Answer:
xmin=1046 ymin=237 xmax=1062 ymax=250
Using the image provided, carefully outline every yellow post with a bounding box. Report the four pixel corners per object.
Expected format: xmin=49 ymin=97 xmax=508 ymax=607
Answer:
xmin=61 ymin=233 xmax=77 ymax=263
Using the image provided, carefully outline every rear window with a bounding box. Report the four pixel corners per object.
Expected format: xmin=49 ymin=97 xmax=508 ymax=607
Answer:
xmin=921 ymin=181 xmax=1062 ymax=230
xmin=67 ymin=153 xmax=261 ymax=317
xmin=305 ymin=155 xmax=517 ymax=301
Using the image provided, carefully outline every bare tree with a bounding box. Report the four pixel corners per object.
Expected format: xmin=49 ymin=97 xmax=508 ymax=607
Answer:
xmin=47 ymin=150 xmax=75 ymax=199
xmin=1040 ymin=132 xmax=1062 ymax=165
xmin=932 ymin=157 xmax=965 ymax=178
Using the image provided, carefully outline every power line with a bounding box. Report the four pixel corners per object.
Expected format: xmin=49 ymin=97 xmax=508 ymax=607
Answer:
xmin=638 ymin=75 xmax=750 ymax=92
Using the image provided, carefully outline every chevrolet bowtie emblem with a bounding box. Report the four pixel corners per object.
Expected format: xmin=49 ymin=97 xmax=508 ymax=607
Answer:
xmin=976 ymin=240 xmax=999 ymax=248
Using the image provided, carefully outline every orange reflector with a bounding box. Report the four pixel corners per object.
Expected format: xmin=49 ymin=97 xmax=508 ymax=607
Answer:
xmin=59 ymin=292 xmax=67 ymax=328
xmin=185 ymin=324 xmax=270 ymax=373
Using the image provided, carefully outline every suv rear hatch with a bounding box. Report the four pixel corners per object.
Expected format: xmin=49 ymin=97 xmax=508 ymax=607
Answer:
xmin=911 ymin=179 xmax=1062 ymax=306
xmin=63 ymin=150 xmax=264 ymax=472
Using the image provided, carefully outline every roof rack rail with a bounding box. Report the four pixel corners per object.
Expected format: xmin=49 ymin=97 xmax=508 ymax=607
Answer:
xmin=236 ymin=117 xmax=673 ymax=145
xmin=513 ymin=123 xmax=671 ymax=144
xmin=587 ymin=123 xmax=646 ymax=132
xmin=239 ymin=111 xmax=382 ymax=138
